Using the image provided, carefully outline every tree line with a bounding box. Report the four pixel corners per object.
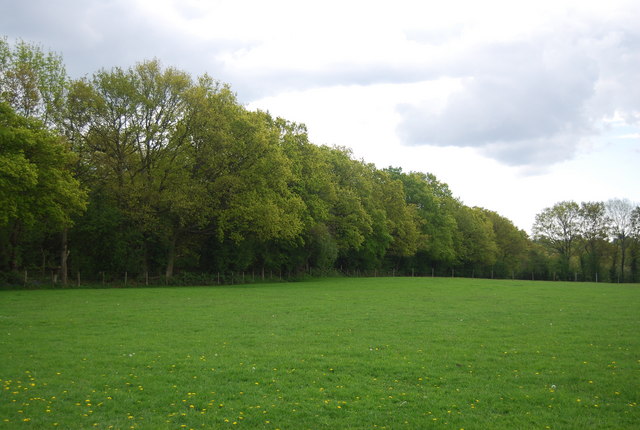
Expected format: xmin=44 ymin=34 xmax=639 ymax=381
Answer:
xmin=533 ymin=199 xmax=639 ymax=282
xmin=1 ymin=38 xmax=639 ymax=286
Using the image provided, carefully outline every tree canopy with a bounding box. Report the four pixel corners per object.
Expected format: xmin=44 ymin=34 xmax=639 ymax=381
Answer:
xmin=0 ymin=102 xmax=86 ymax=272
xmin=1 ymin=38 xmax=638 ymax=285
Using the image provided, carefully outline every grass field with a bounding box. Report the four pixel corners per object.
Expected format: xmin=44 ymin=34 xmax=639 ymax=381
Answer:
xmin=1 ymin=278 xmax=639 ymax=429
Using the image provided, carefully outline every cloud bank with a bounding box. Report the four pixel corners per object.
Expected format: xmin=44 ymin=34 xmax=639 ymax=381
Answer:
xmin=2 ymin=0 xmax=639 ymax=172
xmin=394 ymin=9 xmax=640 ymax=169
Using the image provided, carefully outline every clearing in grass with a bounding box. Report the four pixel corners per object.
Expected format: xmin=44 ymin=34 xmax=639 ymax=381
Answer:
xmin=0 ymin=277 xmax=639 ymax=429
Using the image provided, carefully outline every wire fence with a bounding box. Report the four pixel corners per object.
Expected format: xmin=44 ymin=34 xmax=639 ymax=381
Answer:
xmin=3 ymin=266 xmax=631 ymax=289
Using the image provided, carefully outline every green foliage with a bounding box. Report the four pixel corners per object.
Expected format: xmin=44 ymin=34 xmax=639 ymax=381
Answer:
xmin=0 ymin=102 xmax=86 ymax=271
xmin=386 ymin=168 xmax=457 ymax=268
xmin=480 ymin=208 xmax=529 ymax=277
xmin=578 ymin=202 xmax=610 ymax=281
xmin=452 ymin=205 xmax=498 ymax=271
xmin=533 ymin=201 xmax=581 ymax=277
xmin=308 ymin=223 xmax=339 ymax=270
xmin=69 ymin=191 xmax=145 ymax=274
xmin=64 ymin=61 xmax=302 ymax=276
xmin=0 ymin=37 xmax=67 ymax=127
xmin=374 ymin=170 xmax=420 ymax=258
xmin=607 ymin=198 xmax=637 ymax=282
xmin=2 ymin=37 xmax=638 ymax=282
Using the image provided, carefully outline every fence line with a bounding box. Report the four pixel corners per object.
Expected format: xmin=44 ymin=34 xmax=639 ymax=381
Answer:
xmin=6 ymin=267 xmax=632 ymax=289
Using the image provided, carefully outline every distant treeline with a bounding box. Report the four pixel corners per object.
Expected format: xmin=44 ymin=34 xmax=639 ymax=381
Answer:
xmin=1 ymin=38 xmax=639 ymax=286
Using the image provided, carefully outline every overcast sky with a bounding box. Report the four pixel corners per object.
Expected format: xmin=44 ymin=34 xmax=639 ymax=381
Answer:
xmin=2 ymin=0 xmax=639 ymax=232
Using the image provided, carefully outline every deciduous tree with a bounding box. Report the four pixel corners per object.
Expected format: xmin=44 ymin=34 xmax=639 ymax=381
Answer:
xmin=0 ymin=102 xmax=86 ymax=273
xmin=607 ymin=198 xmax=636 ymax=282
xmin=577 ymin=201 xmax=609 ymax=281
xmin=480 ymin=209 xmax=529 ymax=278
xmin=532 ymin=201 xmax=580 ymax=278
xmin=452 ymin=205 xmax=498 ymax=275
xmin=0 ymin=37 xmax=67 ymax=128
xmin=386 ymin=168 xmax=457 ymax=270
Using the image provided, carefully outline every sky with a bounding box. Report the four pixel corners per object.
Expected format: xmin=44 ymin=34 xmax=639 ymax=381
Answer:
xmin=2 ymin=0 xmax=639 ymax=232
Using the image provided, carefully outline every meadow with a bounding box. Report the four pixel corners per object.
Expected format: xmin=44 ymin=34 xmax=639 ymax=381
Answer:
xmin=0 ymin=278 xmax=638 ymax=429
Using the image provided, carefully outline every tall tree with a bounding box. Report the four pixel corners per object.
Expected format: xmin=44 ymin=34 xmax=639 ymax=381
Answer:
xmin=268 ymin=118 xmax=338 ymax=271
xmin=386 ymin=168 xmax=457 ymax=270
xmin=480 ymin=209 xmax=529 ymax=278
xmin=65 ymin=60 xmax=205 ymax=277
xmin=188 ymin=101 xmax=305 ymax=274
xmin=374 ymin=170 xmax=420 ymax=261
xmin=630 ymin=206 xmax=640 ymax=282
xmin=1 ymin=38 xmax=75 ymax=282
xmin=66 ymin=64 xmax=308 ymax=278
xmin=323 ymin=147 xmax=374 ymax=266
xmin=532 ymin=201 xmax=580 ymax=278
xmin=577 ymin=201 xmax=609 ymax=281
xmin=0 ymin=37 xmax=67 ymax=128
xmin=452 ymin=205 xmax=498 ymax=275
xmin=0 ymin=102 xmax=86 ymax=273
xmin=606 ymin=198 xmax=636 ymax=282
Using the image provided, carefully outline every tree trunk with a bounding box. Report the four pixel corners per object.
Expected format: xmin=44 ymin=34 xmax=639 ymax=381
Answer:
xmin=165 ymin=234 xmax=177 ymax=280
xmin=41 ymin=247 xmax=47 ymax=276
xmin=60 ymin=227 xmax=69 ymax=286
xmin=620 ymin=239 xmax=627 ymax=283
xmin=630 ymin=245 xmax=639 ymax=283
xmin=610 ymin=247 xmax=618 ymax=282
xmin=8 ymin=221 xmax=21 ymax=272
xmin=142 ymin=240 xmax=149 ymax=281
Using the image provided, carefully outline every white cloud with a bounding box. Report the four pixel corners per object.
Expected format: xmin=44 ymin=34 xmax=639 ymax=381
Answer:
xmin=394 ymin=15 xmax=640 ymax=167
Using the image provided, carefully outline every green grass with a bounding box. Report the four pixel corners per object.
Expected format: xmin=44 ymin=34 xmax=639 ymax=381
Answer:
xmin=1 ymin=278 xmax=639 ymax=429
